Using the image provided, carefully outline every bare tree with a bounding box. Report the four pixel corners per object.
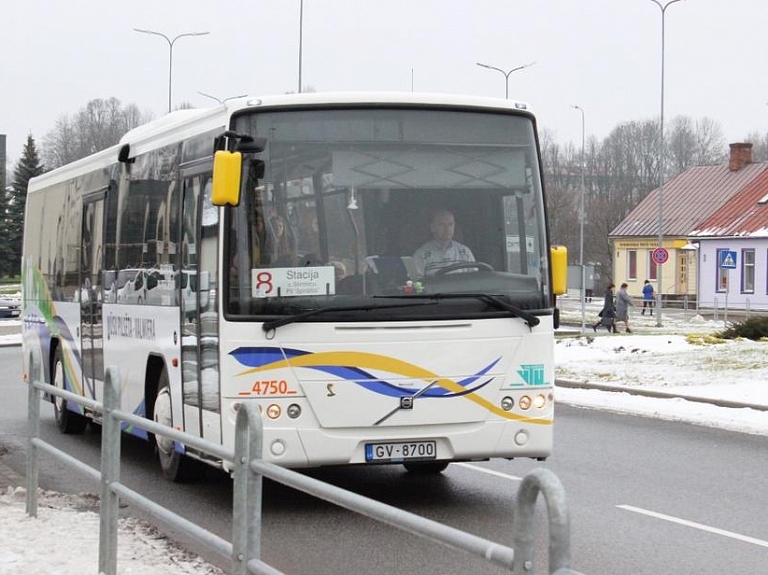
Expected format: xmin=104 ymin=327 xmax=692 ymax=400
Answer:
xmin=742 ymin=131 xmax=768 ymax=162
xmin=541 ymin=130 xmax=581 ymax=261
xmin=42 ymin=98 xmax=153 ymax=169
xmin=667 ymin=115 xmax=726 ymax=172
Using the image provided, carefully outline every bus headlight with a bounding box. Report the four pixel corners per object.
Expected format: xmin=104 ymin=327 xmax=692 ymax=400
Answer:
xmin=266 ymin=404 xmax=281 ymax=419
xmin=519 ymin=395 xmax=532 ymax=410
xmin=533 ymin=394 xmax=547 ymax=409
xmin=287 ymin=404 xmax=301 ymax=419
xmin=500 ymin=396 xmax=514 ymax=411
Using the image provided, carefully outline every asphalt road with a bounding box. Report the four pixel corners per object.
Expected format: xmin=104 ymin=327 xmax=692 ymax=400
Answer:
xmin=1 ymin=346 xmax=766 ymax=574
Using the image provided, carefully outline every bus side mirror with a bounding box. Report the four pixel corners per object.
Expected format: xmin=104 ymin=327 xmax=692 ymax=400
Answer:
xmin=550 ymin=245 xmax=568 ymax=296
xmin=211 ymin=150 xmax=243 ymax=206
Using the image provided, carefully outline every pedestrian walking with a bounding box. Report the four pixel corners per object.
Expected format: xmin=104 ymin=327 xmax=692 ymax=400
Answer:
xmin=593 ymin=283 xmax=617 ymax=333
xmin=641 ymin=279 xmax=654 ymax=315
xmin=616 ymin=282 xmax=635 ymax=333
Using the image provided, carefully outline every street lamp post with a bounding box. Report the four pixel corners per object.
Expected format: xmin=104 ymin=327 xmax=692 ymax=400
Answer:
xmin=198 ymin=91 xmax=247 ymax=105
xmin=646 ymin=0 xmax=683 ymax=327
xmin=572 ymin=105 xmax=587 ymax=334
xmin=475 ymin=61 xmax=536 ymax=99
xmin=134 ymin=28 xmax=210 ymax=113
xmin=298 ymin=0 xmax=304 ymax=93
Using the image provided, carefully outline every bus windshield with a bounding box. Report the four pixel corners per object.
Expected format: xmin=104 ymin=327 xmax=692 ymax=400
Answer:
xmin=225 ymin=107 xmax=550 ymax=321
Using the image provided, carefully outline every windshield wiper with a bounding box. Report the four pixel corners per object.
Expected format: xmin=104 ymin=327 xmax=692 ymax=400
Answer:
xmin=374 ymin=293 xmax=540 ymax=328
xmin=262 ymin=301 xmax=437 ymax=333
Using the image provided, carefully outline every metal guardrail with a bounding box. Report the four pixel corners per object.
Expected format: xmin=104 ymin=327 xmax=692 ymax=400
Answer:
xmin=25 ymin=349 xmax=585 ymax=574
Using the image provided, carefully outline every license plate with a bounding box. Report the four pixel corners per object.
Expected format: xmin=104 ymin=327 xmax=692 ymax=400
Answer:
xmin=365 ymin=440 xmax=437 ymax=462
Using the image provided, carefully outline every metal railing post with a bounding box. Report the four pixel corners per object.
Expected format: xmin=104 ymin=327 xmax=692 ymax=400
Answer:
xmin=513 ymin=468 xmax=571 ymax=575
xmin=232 ymin=403 xmax=264 ymax=574
xmin=98 ymin=366 xmax=122 ymax=575
xmin=25 ymin=349 xmax=42 ymax=517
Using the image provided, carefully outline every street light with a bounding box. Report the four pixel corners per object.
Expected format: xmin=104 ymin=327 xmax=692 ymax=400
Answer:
xmin=572 ymin=105 xmax=587 ymax=334
xmin=134 ymin=28 xmax=210 ymax=113
xmin=298 ymin=0 xmax=304 ymax=93
xmin=646 ymin=0 xmax=683 ymax=327
xmin=475 ymin=61 xmax=536 ymax=99
xmin=197 ymin=91 xmax=247 ymax=105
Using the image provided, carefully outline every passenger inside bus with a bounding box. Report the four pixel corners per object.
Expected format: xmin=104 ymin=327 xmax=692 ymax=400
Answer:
xmin=411 ymin=209 xmax=475 ymax=277
xmin=267 ymin=214 xmax=296 ymax=266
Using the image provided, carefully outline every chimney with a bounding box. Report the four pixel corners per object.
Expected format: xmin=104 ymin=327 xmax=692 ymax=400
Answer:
xmin=728 ymin=142 xmax=753 ymax=171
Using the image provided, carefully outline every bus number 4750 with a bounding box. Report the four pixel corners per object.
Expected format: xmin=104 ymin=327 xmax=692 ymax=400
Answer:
xmin=251 ymin=380 xmax=293 ymax=395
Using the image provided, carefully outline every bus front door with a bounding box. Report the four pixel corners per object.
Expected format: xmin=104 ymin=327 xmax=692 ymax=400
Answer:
xmin=180 ymin=170 xmax=222 ymax=445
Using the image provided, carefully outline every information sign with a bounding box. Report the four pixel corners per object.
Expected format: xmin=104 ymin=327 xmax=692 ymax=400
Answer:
xmin=252 ymin=266 xmax=336 ymax=298
xmin=719 ymin=250 xmax=737 ymax=269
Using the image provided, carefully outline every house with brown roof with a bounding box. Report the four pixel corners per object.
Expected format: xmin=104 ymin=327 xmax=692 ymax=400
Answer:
xmin=610 ymin=143 xmax=768 ymax=308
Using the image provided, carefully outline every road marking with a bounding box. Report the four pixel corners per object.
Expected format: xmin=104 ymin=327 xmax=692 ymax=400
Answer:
xmin=455 ymin=462 xmax=522 ymax=482
xmin=618 ymin=504 xmax=768 ymax=549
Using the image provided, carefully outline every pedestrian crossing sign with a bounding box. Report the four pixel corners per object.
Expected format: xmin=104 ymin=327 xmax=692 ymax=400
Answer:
xmin=719 ymin=250 xmax=737 ymax=269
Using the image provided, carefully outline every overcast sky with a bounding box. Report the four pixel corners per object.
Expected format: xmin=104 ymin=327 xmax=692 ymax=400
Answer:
xmin=3 ymin=0 xmax=768 ymax=166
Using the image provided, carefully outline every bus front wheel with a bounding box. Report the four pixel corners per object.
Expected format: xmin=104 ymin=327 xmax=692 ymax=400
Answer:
xmin=52 ymin=346 xmax=87 ymax=434
xmin=153 ymin=369 xmax=199 ymax=482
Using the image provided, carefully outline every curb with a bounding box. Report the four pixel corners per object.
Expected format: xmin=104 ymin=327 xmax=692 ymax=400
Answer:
xmin=555 ymin=378 xmax=768 ymax=412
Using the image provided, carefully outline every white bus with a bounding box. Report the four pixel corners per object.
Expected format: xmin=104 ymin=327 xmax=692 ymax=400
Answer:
xmin=22 ymin=93 xmax=567 ymax=481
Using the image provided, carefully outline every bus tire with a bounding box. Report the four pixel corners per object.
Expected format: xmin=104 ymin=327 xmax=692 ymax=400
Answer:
xmin=403 ymin=461 xmax=450 ymax=474
xmin=153 ymin=368 xmax=199 ymax=482
xmin=52 ymin=345 xmax=87 ymax=434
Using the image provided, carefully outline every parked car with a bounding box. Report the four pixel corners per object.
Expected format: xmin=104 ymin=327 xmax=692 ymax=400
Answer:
xmin=0 ymin=297 xmax=21 ymax=318
xmin=105 ymin=268 xmax=141 ymax=304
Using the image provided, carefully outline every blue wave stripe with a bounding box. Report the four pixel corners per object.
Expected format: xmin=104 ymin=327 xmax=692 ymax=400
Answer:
xmin=230 ymin=346 xmax=310 ymax=367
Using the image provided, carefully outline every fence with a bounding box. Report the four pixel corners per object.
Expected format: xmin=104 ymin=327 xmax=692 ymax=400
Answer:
xmin=25 ymin=349 xmax=585 ymax=575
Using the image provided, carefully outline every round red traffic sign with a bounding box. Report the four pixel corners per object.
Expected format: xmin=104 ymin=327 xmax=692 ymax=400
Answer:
xmin=652 ymin=247 xmax=669 ymax=265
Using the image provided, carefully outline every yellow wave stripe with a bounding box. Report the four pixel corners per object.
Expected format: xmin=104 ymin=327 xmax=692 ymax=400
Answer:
xmin=237 ymin=351 xmax=552 ymax=425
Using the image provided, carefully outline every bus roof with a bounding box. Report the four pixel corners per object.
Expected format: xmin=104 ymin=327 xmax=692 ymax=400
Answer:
xmin=219 ymin=91 xmax=531 ymax=114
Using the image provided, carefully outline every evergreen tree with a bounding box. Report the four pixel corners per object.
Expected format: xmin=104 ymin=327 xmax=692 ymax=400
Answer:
xmin=0 ymin=184 xmax=11 ymax=277
xmin=8 ymin=136 xmax=44 ymax=276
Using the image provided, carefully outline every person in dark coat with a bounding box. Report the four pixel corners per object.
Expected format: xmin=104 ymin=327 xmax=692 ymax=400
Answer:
xmin=593 ymin=283 xmax=617 ymax=333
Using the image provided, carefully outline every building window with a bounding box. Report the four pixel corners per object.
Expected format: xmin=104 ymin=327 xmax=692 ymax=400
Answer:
xmin=648 ymin=257 xmax=657 ymax=281
xmin=716 ymin=249 xmax=728 ymax=293
xmin=741 ymin=249 xmax=754 ymax=293
xmin=628 ymin=250 xmax=637 ymax=280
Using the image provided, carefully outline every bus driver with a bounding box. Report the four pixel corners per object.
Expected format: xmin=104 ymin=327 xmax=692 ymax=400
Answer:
xmin=412 ymin=209 xmax=475 ymax=277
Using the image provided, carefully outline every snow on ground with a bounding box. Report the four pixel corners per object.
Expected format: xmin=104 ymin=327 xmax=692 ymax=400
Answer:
xmin=555 ymin=297 xmax=768 ymax=436
xmin=555 ymin=332 xmax=768 ymax=436
xmin=0 ymin=487 xmax=224 ymax=575
xmin=1 ymin=302 xmax=766 ymax=573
